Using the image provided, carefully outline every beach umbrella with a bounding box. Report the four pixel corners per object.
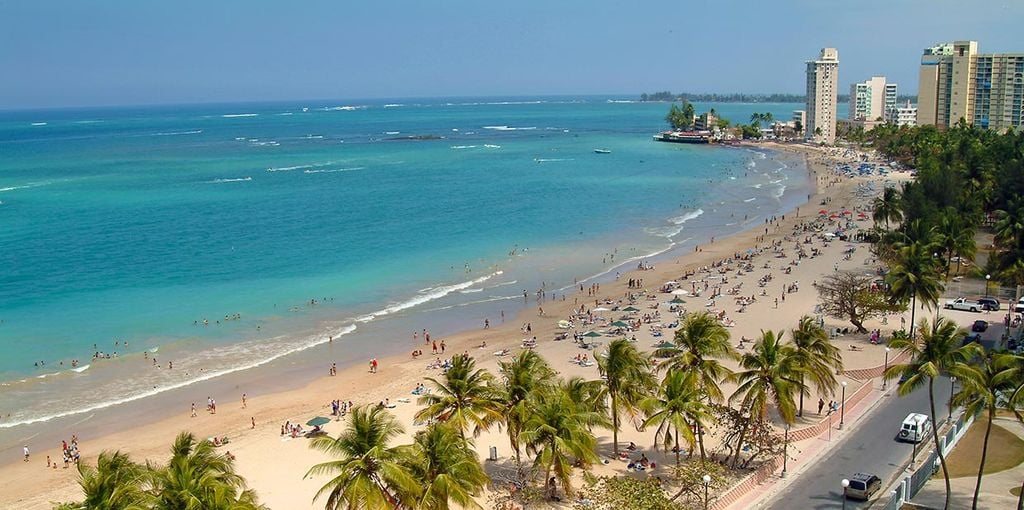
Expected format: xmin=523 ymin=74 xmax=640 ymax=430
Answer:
xmin=653 ymin=341 xmax=676 ymax=350
xmin=665 ymin=280 xmax=678 ymax=285
xmin=622 ymin=306 xmax=640 ymax=312
xmin=592 ymin=307 xmax=610 ymax=312
xmin=306 ymin=416 xmax=331 ymax=427
xmin=818 ymin=209 xmax=829 ymax=215
xmin=671 ymin=289 xmax=689 ymax=295
xmin=583 ymin=331 xmax=603 ymax=337
xmin=611 ymin=320 xmax=630 ymax=328
xmin=670 ymin=297 xmax=686 ymax=304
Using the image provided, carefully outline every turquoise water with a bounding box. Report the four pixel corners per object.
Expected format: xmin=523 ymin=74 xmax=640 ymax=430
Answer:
xmin=0 ymin=97 xmax=810 ymax=428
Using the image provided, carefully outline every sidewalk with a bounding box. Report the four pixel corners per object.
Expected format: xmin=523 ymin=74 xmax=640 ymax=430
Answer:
xmin=910 ymin=417 xmax=1024 ymax=510
xmin=725 ymin=380 xmax=892 ymax=509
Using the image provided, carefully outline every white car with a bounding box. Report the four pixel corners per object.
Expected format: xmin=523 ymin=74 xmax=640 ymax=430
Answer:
xmin=1015 ymin=297 xmax=1024 ymax=314
xmin=897 ymin=413 xmax=932 ymax=443
xmin=944 ymin=298 xmax=981 ymax=312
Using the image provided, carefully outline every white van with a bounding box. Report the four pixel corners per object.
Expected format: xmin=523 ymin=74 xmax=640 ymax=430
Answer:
xmin=897 ymin=413 xmax=932 ymax=443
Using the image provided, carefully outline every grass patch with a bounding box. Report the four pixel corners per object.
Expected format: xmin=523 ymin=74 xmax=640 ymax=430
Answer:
xmin=1012 ymin=485 xmax=1020 ymax=498
xmin=944 ymin=421 xmax=1024 ymax=479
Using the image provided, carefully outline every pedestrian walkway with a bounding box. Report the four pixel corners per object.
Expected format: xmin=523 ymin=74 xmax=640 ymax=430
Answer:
xmin=911 ymin=417 xmax=1024 ymax=510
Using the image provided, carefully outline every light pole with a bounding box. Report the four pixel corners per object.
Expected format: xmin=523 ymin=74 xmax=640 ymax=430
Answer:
xmin=839 ymin=381 xmax=847 ymax=430
xmin=702 ymin=474 xmax=711 ymax=510
xmin=782 ymin=423 xmax=790 ymax=478
xmin=986 ymin=274 xmax=991 ymax=298
xmin=841 ymin=478 xmax=850 ymax=510
xmin=882 ymin=347 xmax=891 ymax=390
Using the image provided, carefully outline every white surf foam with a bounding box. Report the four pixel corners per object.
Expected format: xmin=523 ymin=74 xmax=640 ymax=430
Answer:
xmin=72 ymin=364 xmax=90 ymax=373
xmin=208 ymin=177 xmax=253 ymax=184
xmin=744 ymin=197 xmax=756 ymax=203
xmin=534 ymin=158 xmax=574 ymax=163
xmin=153 ymin=130 xmax=202 ymax=136
xmin=669 ymin=209 xmax=704 ymax=225
xmin=483 ymin=125 xmax=536 ymax=131
xmin=222 ymin=113 xmax=259 ymax=118
xmin=267 ymin=161 xmax=336 ymax=172
xmin=459 ymin=288 xmax=484 ymax=294
xmin=384 ymin=131 xmax=401 ymax=135
xmin=0 ymin=325 xmax=357 ymax=429
xmin=356 ymin=271 xmax=503 ymax=323
xmin=304 ymin=167 xmax=365 ymax=174
xmin=31 ymin=122 xmax=47 ymax=126
xmin=484 ymin=144 xmax=501 ymax=149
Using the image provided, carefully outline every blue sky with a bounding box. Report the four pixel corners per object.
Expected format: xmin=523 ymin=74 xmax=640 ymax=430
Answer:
xmin=1 ymin=0 xmax=1021 ymax=109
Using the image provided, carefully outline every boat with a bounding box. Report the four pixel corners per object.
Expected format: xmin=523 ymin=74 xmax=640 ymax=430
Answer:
xmin=593 ymin=148 xmax=611 ymax=154
xmin=653 ymin=131 xmax=712 ymax=144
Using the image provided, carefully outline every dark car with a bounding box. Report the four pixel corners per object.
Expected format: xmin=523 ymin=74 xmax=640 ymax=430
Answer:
xmin=844 ymin=472 xmax=882 ymax=500
xmin=962 ymin=333 xmax=982 ymax=347
xmin=972 ymin=320 xmax=988 ymax=332
xmin=977 ymin=297 xmax=1000 ymax=311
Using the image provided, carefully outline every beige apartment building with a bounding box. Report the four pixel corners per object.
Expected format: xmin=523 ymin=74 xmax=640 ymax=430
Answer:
xmin=805 ymin=48 xmax=839 ymax=144
xmin=918 ymin=40 xmax=1024 ymax=131
xmin=849 ymin=76 xmax=898 ymax=130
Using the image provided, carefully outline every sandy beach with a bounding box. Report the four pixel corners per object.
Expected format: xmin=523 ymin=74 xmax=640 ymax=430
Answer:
xmin=0 ymin=142 xmax=913 ymax=509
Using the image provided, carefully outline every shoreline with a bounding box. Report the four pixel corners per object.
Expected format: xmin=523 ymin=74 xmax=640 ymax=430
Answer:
xmin=1 ymin=141 xmax=854 ymax=508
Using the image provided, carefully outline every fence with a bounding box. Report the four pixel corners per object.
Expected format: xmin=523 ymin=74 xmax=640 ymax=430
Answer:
xmin=875 ymin=409 xmax=978 ymax=509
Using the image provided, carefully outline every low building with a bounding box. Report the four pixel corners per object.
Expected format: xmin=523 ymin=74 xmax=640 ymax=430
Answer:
xmin=792 ymin=110 xmax=806 ymax=136
xmin=885 ymin=101 xmax=918 ymax=127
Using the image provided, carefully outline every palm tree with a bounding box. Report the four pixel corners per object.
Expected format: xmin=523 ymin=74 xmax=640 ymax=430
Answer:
xmin=790 ymin=316 xmax=843 ymax=417
xmin=73 ymin=451 xmax=150 ymax=510
xmin=150 ymin=432 xmax=264 ymax=510
xmin=886 ymin=241 xmax=944 ymax=338
xmin=872 ymin=186 xmax=903 ymax=231
xmin=415 ymin=355 xmax=501 ymax=441
xmin=519 ymin=387 xmax=606 ymax=497
xmin=640 ymin=370 xmax=711 ymax=464
xmin=399 ymin=423 xmax=488 ymax=510
xmin=885 ymin=317 xmax=980 ymax=510
xmin=306 ymin=406 xmax=419 ymax=510
xmin=932 ymin=208 xmax=976 ymax=279
xmin=597 ymin=338 xmax=656 ymax=456
xmin=729 ymin=330 xmax=804 ymax=468
xmin=658 ymin=311 xmax=736 ymax=458
xmin=731 ymin=330 xmax=804 ymax=423
xmin=496 ymin=350 xmax=556 ymax=471
xmin=950 ymin=353 xmax=1017 ymax=510
xmin=560 ymin=376 xmax=610 ymax=425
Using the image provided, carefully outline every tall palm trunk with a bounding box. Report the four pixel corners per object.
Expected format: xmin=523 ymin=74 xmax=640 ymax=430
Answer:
xmin=696 ymin=422 xmax=707 ymax=461
xmin=928 ymin=378 xmax=952 ymax=510
xmin=972 ymin=406 xmax=995 ymax=510
xmin=731 ymin=419 xmax=750 ymax=468
xmin=674 ymin=428 xmax=681 ymax=465
xmin=611 ymin=393 xmax=619 ymax=455
xmin=1017 ymin=477 xmax=1024 ymax=510
xmin=798 ymin=374 xmax=805 ymax=417
xmin=909 ymin=294 xmax=918 ymax=338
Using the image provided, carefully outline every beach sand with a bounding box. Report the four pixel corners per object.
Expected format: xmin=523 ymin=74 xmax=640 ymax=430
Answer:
xmin=0 ymin=142 xmax=913 ymax=509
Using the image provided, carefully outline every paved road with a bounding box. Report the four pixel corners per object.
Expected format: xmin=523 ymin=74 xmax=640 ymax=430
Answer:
xmin=767 ymin=377 xmax=953 ymax=509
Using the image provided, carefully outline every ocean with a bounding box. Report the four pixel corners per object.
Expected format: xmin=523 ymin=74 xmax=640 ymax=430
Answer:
xmin=0 ymin=97 xmax=815 ymax=439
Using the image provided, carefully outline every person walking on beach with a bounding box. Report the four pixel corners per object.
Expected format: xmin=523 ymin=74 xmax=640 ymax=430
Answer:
xmin=23 ymin=445 xmax=29 ymax=462
xmin=440 ymin=340 xmax=446 ymax=354
xmin=817 ymin=398 xmax=825 ymax=415
xmin=191 ymin=402 xmax=197 ymax=417
xmin=242 ymin=393 xmax=247 ymax=408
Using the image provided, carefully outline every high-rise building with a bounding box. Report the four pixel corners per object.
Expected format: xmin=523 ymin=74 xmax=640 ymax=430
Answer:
xmin=917 ymin=40 xmax=1024 ymax=132
xmin=806 ymin=48 xmax=839 ymax=144
xmin=849 ymin=76 xmax=897 ymax=128
xmin=886 ymin=101 xmax=918 ymax=127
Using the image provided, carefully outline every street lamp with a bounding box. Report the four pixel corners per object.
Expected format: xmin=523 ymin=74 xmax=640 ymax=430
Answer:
xmin=782 ymin=423 xmax=790 ymax=478
xmin=839 ymin=381 xmax=847 ymax=429
xmin=882 ymin=347 xmax=891 ymax=390
xmin=841 ymin=478 xmax=850 ymax=510
xmin=702 ymin=474 xmax=712 ymax=510
xmin=986 ymin=274 xmax=991 ymax=298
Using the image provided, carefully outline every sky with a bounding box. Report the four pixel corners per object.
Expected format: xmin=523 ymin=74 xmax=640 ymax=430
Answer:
xmin=1 ymin=0 xmax=1022 ymax=110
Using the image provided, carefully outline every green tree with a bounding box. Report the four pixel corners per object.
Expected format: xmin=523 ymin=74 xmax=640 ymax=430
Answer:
xmin=657 ymin=311 xmax=736 ymax=458
xmin=790 ymin=316 xmax=843 ymax=417
xmin=885 ymin=317 xmax=981 ymax=510
xmin=305 ymin=406 xmax=419 ymax=510
xmin=872 ymin=186 xmax=903 ymax=231
xmin=150 ymin=432 xmax=264 ymax=510
xmin=71 ymin=451 xmax=150 ymax=510
xmin=519 ymin=387 xmax=606 ymax=497
xmin=932 ymin=208 xmax=976 ymax=279
xmin=886 ymin=241 xmax=944 ymax=338
xmin=950 ymin=353 xmax=1017 ymax=510
xmin=415 ymin=355 xmax=501 ymax=441
xmin=598 ymin=338 xmax=656 ymax=456
xmin=496 ymin=350 xmax=556 ymax=472
xmin=640 ymin=370 xmax=711 ymax=465
xmin=399 ymin=423 xmax=489 ymax=510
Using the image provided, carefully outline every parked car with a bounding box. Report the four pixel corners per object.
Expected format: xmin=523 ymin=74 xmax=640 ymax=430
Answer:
xmin=945 ymin=297 xmax=981 ymax=312
xmin=977 ymin=297 xmax=1000 ymax=311
xmin=1015 ymin=297 xmax=1024 ymax=314
xmin=844 ymin=472 xmax=882 ymax=501
xmin=972 ymin=320 xmax=989 ymax=332
xmin=897 ymin=413 xmax=932 ymax=443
